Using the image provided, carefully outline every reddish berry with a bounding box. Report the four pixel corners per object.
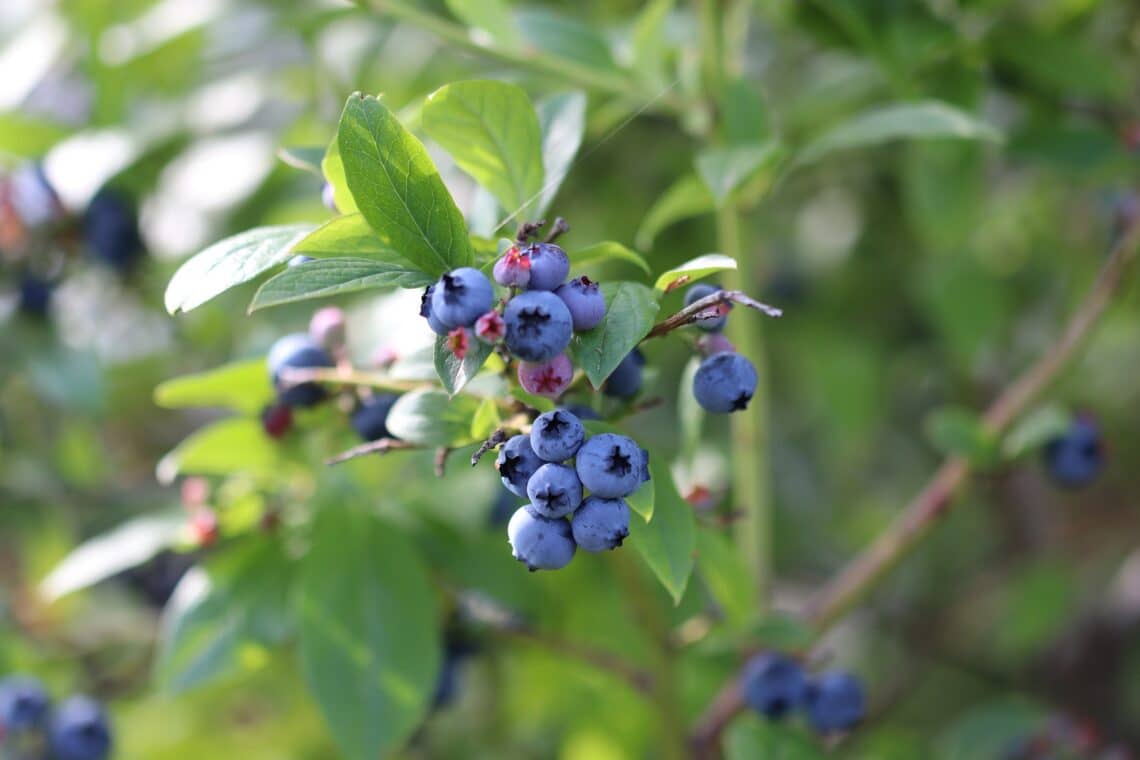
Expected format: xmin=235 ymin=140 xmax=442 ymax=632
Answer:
xmin=697 ymin=333 xmax=736 ymax=356
xmin=518 ymin=353 xmax=574 ymax=398
xmin=261 ymin=403 xmax=293 ymax=439
xmin=493 ymin=245 xmax=532 ymax=288
xmin=475 ymin=311 xmax=506 ymax=343
xmin=180 ymin=477 xmax=209 ymax=508
xmin=447 ymin=327 xmax=473 ymax=360
xmin=190 ymin=510 xmax=219 ymax=547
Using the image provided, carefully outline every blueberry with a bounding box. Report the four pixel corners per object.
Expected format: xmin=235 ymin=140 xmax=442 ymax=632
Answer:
xmin=17 ymin=275 xmax=53 ymax=317
xmin=431 ymin=267 xmax=494 ymax=328
xmin=432 ymin=652 xmax=462 ymax=709
xmin=48 ymin=695 xmax=112 ymax=760
xmin=562 ymin=404 xmax=601 ymax=421
xmin=503 ymin=290 xmax=573 ymax=362
xmin=526 ymin=463 xmax=583 ymax=518
xmin=1043 ymin=417 xmax=1103 ymax=488
xmin=804 ymin=671 xmax=865 ymax=734
xmin=571 ymin=496 xmax=630 ymax=552
xmin=267 ymin=333 xmax=334 ymax=407
xmin=517 ymin=354 xmax=574 ymax=398
xmin=530 ymin=409 xmax=585 ymax=462
xmin=693 ymin=352 xmax=757 ymax=413
xmin=739 ymin=653 xmax=807 ymax=719
xmin=603 ymin=349 xmax=644 ymax=399
xmin=684 ymin=283 xmax=729 ymax=332
xmin=520 ymin=242 xmax=569 ymax=291
xmin=420 ymin=285 xmax=449 ymax=336
xmin=0 ymin=675 xmax=50 ymax=732
xmin=555 ymin=276 xmax=606 ymax=331
xmin=507 ymin=507 xmax=576 ymax=571
xmin=288 ymin=254 xmax=315 ymax=267
xmin=495 ymin=435 xmax=543 ymax=497
xmin=309 ymin=306 xmax=347 ymax=353
xmin=493 ymin=245 xmax=531 ymax=288
xmin=321 ymin=182 xmax=338 ymax=212
xmin=637 ymin=446 xmax=651 ymax=484
xmin=84 ymin=189 xmax=143 ymax=273
xmin=696 ymin=333 xmax=736 ymax=357
xmin=351 ymin=394 xmax=399 ymax=441
xmin=575 ymin=433 xmax=643 ymax=498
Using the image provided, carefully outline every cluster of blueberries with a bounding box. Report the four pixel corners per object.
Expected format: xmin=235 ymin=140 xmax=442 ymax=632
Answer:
xmin=739 ymin=653 xmax=865 ymax=736
xmin=1042 ymin=416 xmax=1103 ymax=489
xmin=497 ymin=408 xmax=649 ymax=571
xmin=0 ymin=163 xmax=144 ymax=320
xmin=261 ymin=304 xmax=400 ymax=446
xmin=0 ymin=676 xmax=111 ymax=760
xmin=682 ymin=283 xmax=760 ymax=415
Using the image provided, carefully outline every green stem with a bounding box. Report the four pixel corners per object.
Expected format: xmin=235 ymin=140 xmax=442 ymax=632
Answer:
xmin=361 ymin=0 xmax=688 ymax=113
xmin=717 ymin=205 xmax=771 ymax=606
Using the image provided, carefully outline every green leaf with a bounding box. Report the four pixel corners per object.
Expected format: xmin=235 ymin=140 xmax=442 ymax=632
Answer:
xmin=924 ymin=406 xmax=998 ymax=466
xmin=41 ymin=513 xmax=186 ymax=601
xmin=795 ymin=101 xmax=1003 ymax=166
xmin=0 ymin=112 xmax=72 ymax=157
xmin=725 ymin=716 xmax=825 ymax=760
xmin=433 ymin=333 xmax=495 ymax=396
xmin=276 ymin=145 xmax=325 ymax=176
xmin=470 ymin=397 xmax=501 ymax=440
xmin=629 ymin=0 xmax=674 ymax=87
xmin=423 ymin=81 xmax=545 ymax=219
xmin=654 ymin=253 xmax=737 ymax=291
xmin=630 ymin=464 xmax=695 ymax=604
xmin=290 ymin=213 xmax=396 ymax=259
xmin=322 ymin=137 xmax=359 ymax=214
xmin=695 ymin=528 xmax=755 ymax=628
xmin=156 ymin=541 xmax=294 ymax=694
xmin=535 ymin=91 xmax=587 ymax=216
xmin=570 ymin=241 xmax=652 ymax=276
xmin=297 ymin=507 xmax=440 ymax=760
xmin=337 ymin=93 xmax=472 ymax=277
xmin=251 ymin=258 xmax=430 ymax=311
xmin=385 ymin=389 xmax=482 ymax=446
xmin=720 ymin=77 xmax=771 ymax=146
xmin=154 ymin=359 xmax=273 ymax=416
xmin=444 ymin=0 xmax=518 ymax=45
xmin=696 ymin=142 xmax=783 ymax=205
xmin=569 ymin=282 xmax=660 ymax=388
xmin=635 ymin=174 xmax=714 ymax=250
xmin=515 ymin=9 xmax=619 ymax=74
xmin=156 ymin=418 xmax=281 ymax=484
xmin=164 ymin=225 xmax=315 ymax=314
xmin=935 ymin=699 xmax=1045 ymax=760
xmin=1002 ymin=405 xmax=1072 ymax=460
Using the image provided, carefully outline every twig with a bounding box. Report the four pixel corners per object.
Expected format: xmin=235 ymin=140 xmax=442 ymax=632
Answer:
xmin=516 ymin=219 xmax=546 ymax=243
xmin=544 ymin=217 xmax=570 ymax=243
xmin=689 ymin=211 xmax=1140 ymax=755
xmin=325 ymin=438 xmax=417 ymax=465
xmin=434 ymin=447 xmax=452 ymax=477
xmin=643 ymin=290 xmax=782 ymax=342
xmin=470 ymin=428 xmax=511 ymax=466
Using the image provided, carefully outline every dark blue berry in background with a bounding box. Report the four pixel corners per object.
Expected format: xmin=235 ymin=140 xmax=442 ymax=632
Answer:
xmin=17 ymin=275 xmax=53 ymax=317
xmin=1043 ymin=417 xmax=1104 ymax=488
xmin=575 ymin=433 xmax=643 ymax=498
xmin=570 ymin=496 xmax=630 ymax=552
xmin=554 ymin=276 xmax=606 ymax=331
xmin=489 ymin=489 xmax=523 ymax=527
xmin=693 ymin=352 xmax=758 ymax=413
xmin=525 ymin=463 xmax=583 ymax=518
xmin=530 ymin=409 xmax=585 ymax=462
xmin=804 ymin=671 xmax=865 ymax=734
xmin=84 ymin=189 xmax=143 ymax=273
xmin=420 ymin=284 xmax=450 ymax=336
xmin=739 ymin=653 xmax=807 ymax=719
xmin=522 ymin=242 xmax=570 ymax=291
xmin=503 ymin=290 xmax=573 ymax=362
xmin=266 ymin=333 xmax=334 ymax=407
xmin=0 ymin=675 xmax=51 ymax=732
xmin=562 ymin=403 xmax=601 ymax=421
xmin=431 ymin=267 xmax=494 ymax=328
xmin=48 ymin=695 xmax=112 ymax=760
xmin=683 ymin=282 xmax=728 ymax=332
xmin=121 ymin=550 xmax=194 ymax=609
xmin=602 ymin=349 xmax=644 ymax=399
xmin=351 ymin=394 xmax=400 ymax=441
xmin=496 ymin=435 xmax=543 ymax=497
xmin=507 ymin=507 xmax=576 ymax=571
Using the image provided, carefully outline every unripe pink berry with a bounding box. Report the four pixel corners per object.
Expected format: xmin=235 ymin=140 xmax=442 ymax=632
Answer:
xmin=518 ymin=353 xmax=574 ymax=398
xmin=475 ymin=310 xmax=505 ymax=343
xmin=697 ymin=333 xmax=736 ymax=356
xmin=309 ymin=307 xmax=347 ymax=352
xmin=493 ymin=245 xmax=532 ymax=288
xmin=191 ymin=509 xmax=219 ymax=547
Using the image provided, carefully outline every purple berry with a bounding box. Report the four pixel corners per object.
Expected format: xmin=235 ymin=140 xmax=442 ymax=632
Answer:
xmin=493 ymin=245 xmax=531 ymax=288
xmin=518 ymin=354 xmax=574 ymax=398
xmin=520 ymin=242 xmax=569 ymax=291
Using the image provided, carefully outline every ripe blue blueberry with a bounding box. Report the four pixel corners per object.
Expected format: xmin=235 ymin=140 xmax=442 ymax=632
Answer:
xmin=84 ymin=189 xmax=143 ymax=273
xmin=693 ymin=352 xmax=758 ymax=413
xmin=571 ymin=496 xmax=630 ymax=552
xmin=575 ymin=433 xmax=644 ymax=498
xmin=684 ymin=283 xmax=729 ymax=332
xmin=507 ymin=507 xmax=576 ymax=571
xmin=0 ymin=675 xmax=50 ymax=732
xmin=496 ymin=435 xmax=543 ymax=497
xmin=17 ymin=275 xmax=53 ymax=317
xmin=503 ymin=290 xmax=573 ymax=362
xmin=526 ymin=463 xmax=583 ymax=519
xmin=48 ymin=695 xmax=112 ymax=760
xmin=739 ymin=653 xmax=807 ymax=719
xmin=603 ymin=349 xmax=644 ymax=399
xmin=521 ymin=242 xmax=570 ymax=291
xmin=351 ymin=394 xmax=399 ymax=441
xmin=804 ymin=671 xmax=865 ymax=734
xmin=637 ymin=446 xmax=651 ymax=484
xmin=431 ymin=267 xmax=494 ymax=328
xmin=267 ymin=333 xmax=334 ymax=407
xmin=554 ymin=276 xmax=606 ymax=331
xmin=530 ymin=409 xmax=586 ymax=462
xmin=563 ymin=404 xmax=601 ymax=421
xmin=420 ymin=285 xmax=450 ymax=336
xmin=1043 ymin=417 xmax=1103 ymax=488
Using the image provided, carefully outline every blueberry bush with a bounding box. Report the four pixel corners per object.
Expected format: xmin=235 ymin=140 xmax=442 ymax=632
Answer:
xmin=2 ymin=1 xmax=1140 ymax=758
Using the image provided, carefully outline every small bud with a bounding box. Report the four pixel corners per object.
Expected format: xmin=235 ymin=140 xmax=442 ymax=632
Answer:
xmin=447 ymin=326 xmax=473 ymax=360
xmin=475 ymin=310 xmax=506 ymax=343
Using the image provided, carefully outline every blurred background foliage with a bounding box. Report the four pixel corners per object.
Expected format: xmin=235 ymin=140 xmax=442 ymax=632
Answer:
xmin=1 ymin=0 xmax=1139 ymax=757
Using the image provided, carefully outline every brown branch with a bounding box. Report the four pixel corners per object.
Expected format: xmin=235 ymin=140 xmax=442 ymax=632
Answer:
xmin=434 ymin=447 xmax=452 ymax=477
xmin=689 ymin=212 xmax=1140 ymax=756
xmin=544 ymin=217 xmax=570 ymax=243
xmin=470 ymin=428 xmax=511 ymax=466
xmin=516 ymin=219 xmax=546 ymax=243
xmin=643 ymin=289 xmax=782 ymax=342
xmin=324 ymin=438 xmax=417 ymax=465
